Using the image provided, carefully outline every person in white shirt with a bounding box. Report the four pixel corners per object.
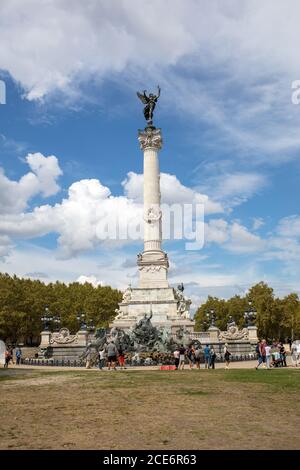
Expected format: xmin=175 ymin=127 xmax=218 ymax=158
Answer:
xmin=291 ymin=342 xmax=300 ymax=367
xmin=173 ymin=348 xmax=180 ymax=369
xmin=98 ymin=348 xmax=106 ymax=370
xmin=265 ymin=344 xmax=271 ymax=369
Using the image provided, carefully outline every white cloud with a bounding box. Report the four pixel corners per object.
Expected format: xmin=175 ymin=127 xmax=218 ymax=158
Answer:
xmin=0 ymin=152 xmax=62 ymax=214
xmin=1 ymin=155 xmax=223 ymax=258
xmin=225 ymin=222 xmax=267 ymax=254
xmin=196 ymin=172 xmax=268 ymax=208
xmin=123 ymin=171 xmax=223 ymax=214
xmin=77 ymin=275 xmax=103 ymax=287
xmin=205 ymin=219 xmax=266 ymax=254
xmin=1 ymin=1 xmax=300 ymax=163
xmin=276 ymin=215 xmax=300 ymax=238
xmin=0 ymin=243 xmax=132 ymax=288
xmin=252 ymin=217 xmax=265 ymax=231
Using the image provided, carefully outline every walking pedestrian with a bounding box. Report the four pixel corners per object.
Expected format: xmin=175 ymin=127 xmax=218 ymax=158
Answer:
xmin=255 ymin=339 xmax=267 ymax=369
xmin=224 ymin=343 xmax=231 ymax=369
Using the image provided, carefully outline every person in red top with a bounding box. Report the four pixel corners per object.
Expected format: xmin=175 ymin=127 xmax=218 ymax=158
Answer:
xmin=255 ymin=339 xmax=267 ymax=369
xmin=4 ymin=349 xmax=11 ymax=368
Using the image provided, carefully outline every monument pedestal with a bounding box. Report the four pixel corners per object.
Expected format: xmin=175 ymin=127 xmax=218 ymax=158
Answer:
xmin=112 ymin=286 xmax=194 ymax=332
xmin=247 ymin=326 xmax=258 ymax=343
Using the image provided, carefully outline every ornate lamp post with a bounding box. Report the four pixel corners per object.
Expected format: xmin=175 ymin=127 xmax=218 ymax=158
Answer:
xmin=206 ymin=309 xmax=217 ymax=327
xmin=76 ymin=312 xmax=87 ymax=330
xmin=86 ymin=319 xmax=95 ymax=332
xmin=244 ymin=301 xmax=257 ymax=327
xmin=53 ymin=315 xmax=61 ymax=332
xmin=41 ymin=306 xmax=53 ymax=331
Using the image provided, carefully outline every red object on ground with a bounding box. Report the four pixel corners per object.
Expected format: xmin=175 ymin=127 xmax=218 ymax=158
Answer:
xmin=160 ymin=365 xmax=176 ymax=370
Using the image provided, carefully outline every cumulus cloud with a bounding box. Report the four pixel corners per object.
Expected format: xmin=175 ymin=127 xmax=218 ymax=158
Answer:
xmin=0 ymin=152 xmax=62 ymax=214
xmin=1 ymin=155 xmax=223 ymax=258
xmin=123 ymin=171 xmax=223 ymax=213
xmin=205 ymin=219 xmax=266 ymax=254
xmin=77 ymin=275 xmax=103 ymax=287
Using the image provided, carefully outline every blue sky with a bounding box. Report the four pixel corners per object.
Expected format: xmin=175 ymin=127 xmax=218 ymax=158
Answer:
xmin=0 ymin=0 xmax=300 ymax=308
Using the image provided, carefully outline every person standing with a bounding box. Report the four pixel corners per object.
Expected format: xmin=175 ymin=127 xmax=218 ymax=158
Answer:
xmin=173 ymin=348 xmax=180 ymax=370
xmin=203 ymin=344 xmax=210 ymax=369
xmin=106 ymin=341 xmax=118 ymax=370
xmin=209 ymin=347 xmax=216 ymax=369
xmin=194 ymin=346 xmax=201 ymax=369
xmin=187 ymin=345 xmax=195 ymax=370
xmin=279 ymin=343 xmax=287 ymax=367
xmin=179 ymin=344 xmax=186 ymax=370
xmin=255 ymin=339 xmax=266 ymax=369
xmin=15 ymin=347 xmax=22 ymax=365
xmin=98 ymin=348 xmax=106 ymax=370
xmin=85 ymin=347 xmax=92 ymax=369
xmin=291 ymin=342 xmax=299 ymax=367
xmin=224 ymin=343 xmax=231 ymax=370
xmin=4 ymin=349 xmax=11 ymax=368
xmin=118 ymin=346 xmax=126 ymax=370
xmin=264 ymin=342 xmax=272 ymax=369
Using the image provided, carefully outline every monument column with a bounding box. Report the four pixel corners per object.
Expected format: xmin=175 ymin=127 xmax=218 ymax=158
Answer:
xmin=137 ymin=126 xmax=169 ymax=288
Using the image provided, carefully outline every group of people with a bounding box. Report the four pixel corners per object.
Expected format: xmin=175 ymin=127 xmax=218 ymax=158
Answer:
xmin=86 ymin=341 xmax=127 ymax=370
xmin=3 ymin=347 xmax=22 ymax=368
xmin=255 ymin=339 xmax=291 ymax=369
xmin=173 ymin=344 xmax=226 ymax=370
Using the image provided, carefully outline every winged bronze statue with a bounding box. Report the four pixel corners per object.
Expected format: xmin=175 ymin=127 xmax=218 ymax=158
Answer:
xmin=137 ymin=86 xmax=161 ymax=125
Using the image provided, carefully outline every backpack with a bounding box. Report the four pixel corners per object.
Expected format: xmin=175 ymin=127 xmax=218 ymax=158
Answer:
xmin=255 ymin=344 xmax=260 ymax=354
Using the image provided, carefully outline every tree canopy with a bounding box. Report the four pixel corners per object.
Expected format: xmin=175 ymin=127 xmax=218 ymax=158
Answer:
xmin=194 ymin=281 xmax=300 ymax=341
xmin=0 ymin=273 xmax=122 ymax=345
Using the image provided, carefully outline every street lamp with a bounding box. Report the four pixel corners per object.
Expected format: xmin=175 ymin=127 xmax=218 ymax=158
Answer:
xmin=76 ymin=312 xmax=87 ymax=330
xmin=244 ymin=301 xmax=257 ymax=327
xmin=206 ymin=309 xmax=217 ymax=327
xmin=86 ymin=319 xmax=95 ymax=332
xmin=41 ymin=306 xmax=53 ymax=331
xmin=53 ymin=315 xmax=61 ymax=332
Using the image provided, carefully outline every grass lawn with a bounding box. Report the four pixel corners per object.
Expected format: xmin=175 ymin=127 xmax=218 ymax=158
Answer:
xmin=0 ymin=367 xmax=299 ymax=450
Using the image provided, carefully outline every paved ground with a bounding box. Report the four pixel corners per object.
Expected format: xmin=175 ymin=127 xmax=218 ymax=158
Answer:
xmin=5 ymin=356 xmax=294 ymax=372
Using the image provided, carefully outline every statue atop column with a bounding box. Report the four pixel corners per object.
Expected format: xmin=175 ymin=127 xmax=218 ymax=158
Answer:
xmin=137 ymin=86 xmax=161 ymax=126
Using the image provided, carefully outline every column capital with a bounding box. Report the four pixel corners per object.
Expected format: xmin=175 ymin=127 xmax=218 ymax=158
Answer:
xmin=138 ymin=127 xmax=162 ymax=151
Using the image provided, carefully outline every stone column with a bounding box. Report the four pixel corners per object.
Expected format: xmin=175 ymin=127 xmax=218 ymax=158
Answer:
xmin=137 ymin=126 xmax=169 ymax=288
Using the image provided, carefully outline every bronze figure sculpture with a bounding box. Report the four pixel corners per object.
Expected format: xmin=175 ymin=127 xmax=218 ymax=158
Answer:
xmin=137 ymin=85 xmax=160 ymax=125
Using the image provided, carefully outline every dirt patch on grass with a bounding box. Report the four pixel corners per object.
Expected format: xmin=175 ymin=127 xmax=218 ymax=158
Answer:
xmin=0 ymin=369 xmax=299 ymax=450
